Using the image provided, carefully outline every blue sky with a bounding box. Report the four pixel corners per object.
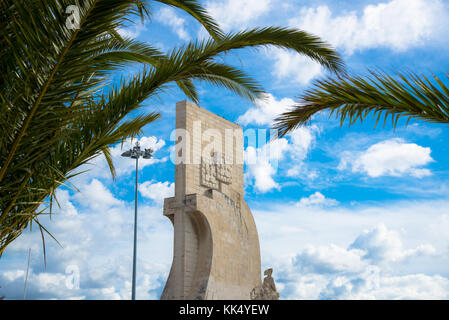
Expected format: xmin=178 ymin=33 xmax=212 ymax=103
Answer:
xmin=2 ymin=0 xmax=449 ymax=299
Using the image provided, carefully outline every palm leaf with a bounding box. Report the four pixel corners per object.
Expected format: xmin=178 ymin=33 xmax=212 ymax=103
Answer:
xmin=274 ymin=71 xmax=449 ymax=137
xmin=0 ymin=1 xmax=344 ymax=255
xmin=155 ymin=0 xmax=223 ymax=40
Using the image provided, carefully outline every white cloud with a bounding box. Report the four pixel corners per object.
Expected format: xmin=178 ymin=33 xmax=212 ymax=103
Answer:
xmin=271 ymin=0 xmax=448 ymax=85
xmin=243 ymin=126 xmax=318 ymax=192
xmin=296 ymin=192 xmax=338 ymax=208
xmin=3 ymin=270 xmax=25 ymax=282
xmin=293 ymin=244 xmax=366 ymax=274
xmin=139 ymin=181 xmax=174 ymax=204
xmin=54 ymin=189 xmax=79 ymax=216
xmin=238 ymin=94 xmax=319 ymax=189
xmin=270 ymin=49 xmax=324 ymax=85
xmin=286 ymin=126 xmax=317 ymax=177
xmin=317 ymin=270 xmax=449 ymax=300
xmin=292 ymin=0 xmax=447 ymax=55
xmin=292 ymin=223 xmax=434 ymax=276
xmin=246 ymin=156 xmax=279 ymax=193
xmin=244 ymin=127 xmax=317 ymax=192
xmin=339 ymin=138 xmax=433 ymax=178
xmin=206 ymin=0 xmax=271 ymax=31
xmin=155 ymin=7 xmax=190 ymax=41
xmin=245 ymin=137 xmax=289 ymax=193
xmin=349 ymin=224 xmax=436 ymax=264
xmin=237 ymin=93 xmax=295 ymax=126
xmin=73 ymin=179 xmax=123 ymax=210
xmin=253 ymin=200 xmax=446 ymax=299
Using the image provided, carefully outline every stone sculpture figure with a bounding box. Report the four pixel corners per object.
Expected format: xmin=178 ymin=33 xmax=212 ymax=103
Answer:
xmin=250 ymin=268 xmax=280 ymax=300
xmin=161 ymin=101 xmax=262 ymax=300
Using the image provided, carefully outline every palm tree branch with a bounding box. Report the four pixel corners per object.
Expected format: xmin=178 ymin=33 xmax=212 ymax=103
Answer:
xmin=0 ymin=0 xmax=103 ymax=182
xmin=155 ymin=0 xmax=223 ymax=40
xmin=274 ymin=71 xmax=449 ymax=137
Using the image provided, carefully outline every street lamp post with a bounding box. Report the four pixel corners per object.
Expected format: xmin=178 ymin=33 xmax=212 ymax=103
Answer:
xmin=121 ymin=141 xmax=153 ymax=300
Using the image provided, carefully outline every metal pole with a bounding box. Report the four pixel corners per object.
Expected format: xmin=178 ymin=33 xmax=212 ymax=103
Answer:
xmin=23 ymin=248 xmax=31 ymax=299
xmin=131 ymin=157 xmax=138 ymax=300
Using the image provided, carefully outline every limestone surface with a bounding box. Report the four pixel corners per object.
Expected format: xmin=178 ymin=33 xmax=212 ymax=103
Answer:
xmin=161 ymin=101 xmax=262 ymax=300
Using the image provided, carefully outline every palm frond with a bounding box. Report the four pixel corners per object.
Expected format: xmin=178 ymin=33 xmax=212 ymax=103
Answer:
xmin=204 ymin=27 xmax=345 ymax=75
xmin=0 ymin=0 xmax=155 ymax=181
xmin=274 ymin=71 xmax=449 ymax=137
xmin=176 ymin=79 xmax=199 ymax=104
xmin=155 ymin=0 xmax=223 ymax=40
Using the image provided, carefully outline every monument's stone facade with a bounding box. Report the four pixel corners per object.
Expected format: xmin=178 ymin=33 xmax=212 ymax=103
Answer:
xmin=161 ymin=101 xmax=262 ymax=300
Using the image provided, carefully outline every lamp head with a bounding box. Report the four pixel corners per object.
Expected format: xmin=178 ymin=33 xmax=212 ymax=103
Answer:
xmin=143 ymin=148 xmax=153 ymax=159
xmin=121 ymin=150 xmax=132 ymax=157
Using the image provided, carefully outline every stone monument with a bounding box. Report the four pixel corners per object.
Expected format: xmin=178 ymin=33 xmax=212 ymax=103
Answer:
xmin=161 ymin=100 xmax=262 ymax=299
xmin=250 ymin=268 xmax=280 ymax=300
